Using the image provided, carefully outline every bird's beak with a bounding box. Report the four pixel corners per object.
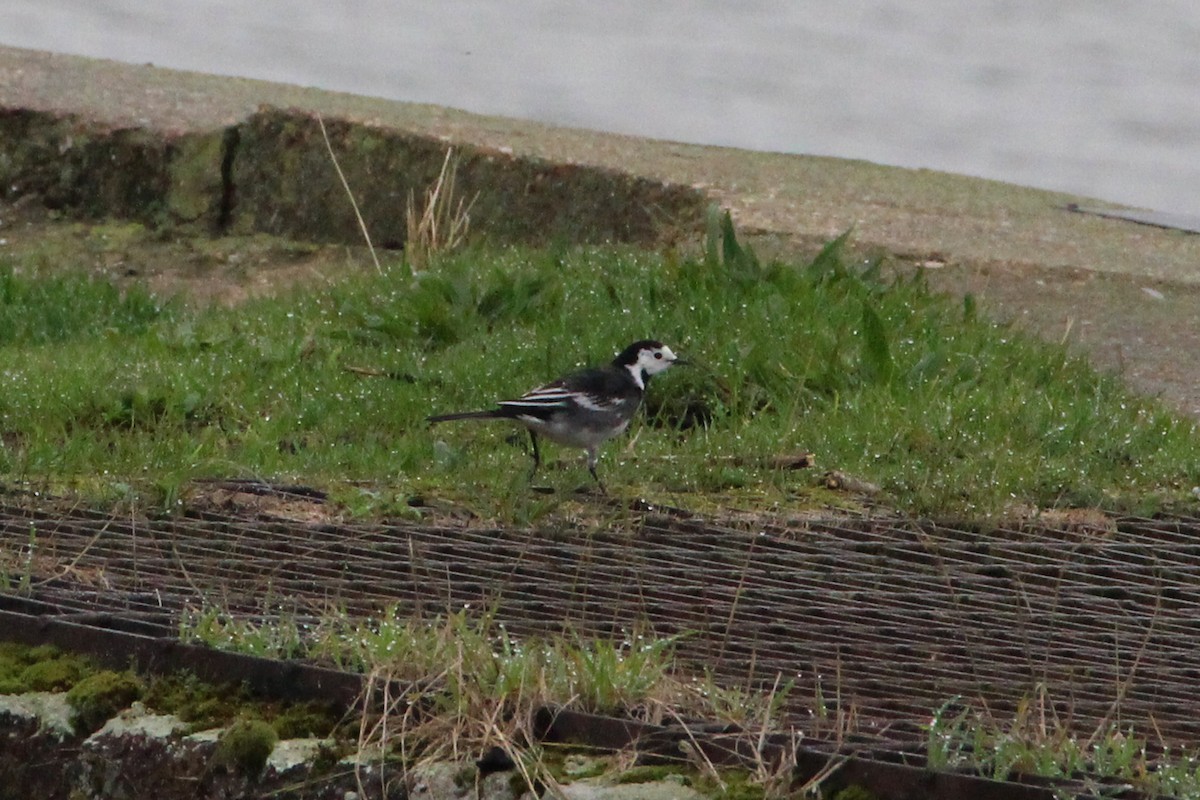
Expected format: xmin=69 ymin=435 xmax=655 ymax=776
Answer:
xmin=673 ymin=357 xmax=691 ymax=366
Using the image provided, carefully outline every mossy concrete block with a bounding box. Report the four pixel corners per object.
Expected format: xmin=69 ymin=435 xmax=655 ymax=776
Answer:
xmin=230 ymin=107 xmax=707 ymax=248
xmin=2 ymin=101 xmax=707 ymax=251
xmin=0 ymin=107 xmax=172 ymax=222
xmin=166 ymin=129 xmax=229 ymax=224
xmin=0 ymin=106 xmax=229 ymax=230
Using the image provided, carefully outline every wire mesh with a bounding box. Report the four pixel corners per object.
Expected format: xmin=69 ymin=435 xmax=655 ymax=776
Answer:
xmin=3 ymin=501 xmax=1199 ymax=748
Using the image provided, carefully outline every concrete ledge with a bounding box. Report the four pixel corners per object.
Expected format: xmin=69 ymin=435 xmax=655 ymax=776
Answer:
xmin=0 ymin=101 xmax=708 ymax=247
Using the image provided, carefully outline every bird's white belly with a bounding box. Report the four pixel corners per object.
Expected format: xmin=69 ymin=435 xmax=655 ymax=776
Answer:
xmin=521 ymin=415 xmax=631 ymax=449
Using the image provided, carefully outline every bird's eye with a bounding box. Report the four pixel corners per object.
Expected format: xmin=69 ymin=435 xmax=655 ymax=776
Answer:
xmin=654 ymin=351 xmax=663 ymax=359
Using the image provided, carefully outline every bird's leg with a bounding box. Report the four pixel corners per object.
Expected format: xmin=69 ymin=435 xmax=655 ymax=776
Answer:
xmin=527 ymin=430 xmax=542 ymax=480
xmin=586 ymin=448 xmax=607 ymax=495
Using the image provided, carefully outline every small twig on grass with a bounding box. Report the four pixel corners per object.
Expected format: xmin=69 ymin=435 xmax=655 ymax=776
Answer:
xmin=342 ymin=365 xmax=418 ymax=382
xmin=823 ymin=470 xmax=882 ymax=495
xmin=640 ymin=452 xmax=816 ymax=471
xmin=33 ymin=517 xmax=112 ymax=588
xmin=795 ymin=753 xmax=849 ymax=796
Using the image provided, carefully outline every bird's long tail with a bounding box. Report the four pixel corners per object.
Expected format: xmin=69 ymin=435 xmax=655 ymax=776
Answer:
xmin=426 ymin=410 xmax=500 ymax=424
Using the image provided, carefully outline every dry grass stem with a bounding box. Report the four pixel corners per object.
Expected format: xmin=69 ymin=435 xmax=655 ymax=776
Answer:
xmin=405 ymin=148 xmax=478 ymax=271
xmin=316 ymin=113 xmax=384 ymax=276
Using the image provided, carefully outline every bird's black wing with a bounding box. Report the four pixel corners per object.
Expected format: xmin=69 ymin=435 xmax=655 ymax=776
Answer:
xmin=495 ymin=366 xmax=636 ymax=421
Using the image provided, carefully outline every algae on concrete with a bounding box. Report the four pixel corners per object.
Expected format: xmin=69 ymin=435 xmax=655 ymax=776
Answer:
xmin=166 ymin=129 xmax=229 ymax=225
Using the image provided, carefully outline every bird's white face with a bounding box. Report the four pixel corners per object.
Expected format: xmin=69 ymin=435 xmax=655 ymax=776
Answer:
xmin=637 ymin=344 xmax=679 ymax=377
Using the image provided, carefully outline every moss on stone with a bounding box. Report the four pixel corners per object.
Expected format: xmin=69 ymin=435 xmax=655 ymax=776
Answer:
xmin=269 ymin=700 xmax=340 ymax=739
xmin=615 ymin=765 xmax=692 ymax=785
xmin=559 ymin=752 xmax=611 ymax=780
xmin=722 ymin=771 xmax=766 ymax=800
xmin=140 ymin=672 xmax=343 ymax=739
xmin=692 ymin=769 xmax=765 ymax=800
xmin=166 ymin=131 xmax=226 ymax=225
xmin=508 ymin=770 xmax=532 ymax=797
xmin=0 ymin=643 xmax=29 ymax=691
xmin=142 ymin=672 xmax=255 ymax=731
xmin=65 ymin=670 xmax=145 ymax=734
xmin=228 ymin=107 xmax=705 ymax=249
xmin=18 ymin=653 xmax=91 ymax=692
xmin=26 ymin=644 xmax=64 ymax=662
xmin=832 ymin=786 xmax=878 ymax=800
xmin=309 ymin=739 xmax=350 ymax=774
xmin=214 ymin=717 xmax=279 ymax=775
xmin=0 ymin=643 xmax=94 ymax=693
xmin=0 ymin=640 xmax=348 ymax=760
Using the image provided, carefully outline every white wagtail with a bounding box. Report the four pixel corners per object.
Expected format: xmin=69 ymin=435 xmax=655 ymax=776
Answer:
xmin=427 ymin=340 xmax=684 ymax=490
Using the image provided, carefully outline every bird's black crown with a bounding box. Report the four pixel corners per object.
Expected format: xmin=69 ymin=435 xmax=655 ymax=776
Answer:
xmin=612 ymin=339 xmax=666 ymax=367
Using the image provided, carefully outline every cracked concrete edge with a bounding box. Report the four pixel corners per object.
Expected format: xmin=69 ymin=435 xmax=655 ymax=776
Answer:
xmin=0 ymin=101 xmax=710 ymax=249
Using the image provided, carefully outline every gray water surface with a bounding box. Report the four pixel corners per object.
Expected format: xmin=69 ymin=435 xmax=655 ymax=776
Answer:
xmin=3 ymin=1 xmax=1199 ymax=214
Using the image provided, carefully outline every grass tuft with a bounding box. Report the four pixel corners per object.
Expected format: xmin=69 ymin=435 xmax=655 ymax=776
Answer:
xmin=182 ymin=604 xmax=796 ymax=795
xmin=181 ymin=606 xmax=685 ymax=717
xmin=0 ymin=263 xmax=170 ymax=345
xmin=405 ymin=148 xmax=477 ymax=272
xmin=925 ymin=690 xmax=1200 ymax=797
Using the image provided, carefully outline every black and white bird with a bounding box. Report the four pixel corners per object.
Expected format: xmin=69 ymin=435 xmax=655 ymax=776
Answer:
xmin=427 ymin=340 xmax=684 ymax=490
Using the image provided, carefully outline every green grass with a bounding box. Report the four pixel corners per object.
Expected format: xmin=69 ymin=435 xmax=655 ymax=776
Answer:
xmin=179 ymin=604 xmax=793 ymax=792
xmin=180 ymin=605 xmax=687 ymax=718
xmin=180 ymin=604 xmax=1200 ymax=798
xmin=927 ymin=693 xmax=1200 ymax=798
xmin=0 ymin=215 xmax=1197 ymax=518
